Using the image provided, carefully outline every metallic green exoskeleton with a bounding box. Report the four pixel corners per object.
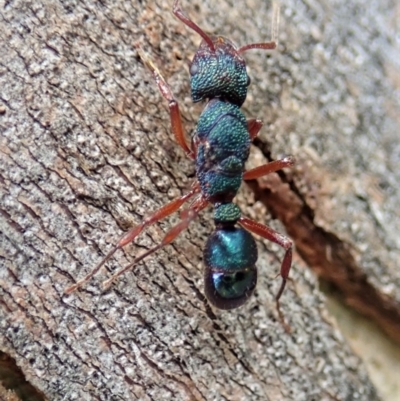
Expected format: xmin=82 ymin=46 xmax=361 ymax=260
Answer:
xmin=66 ymin=1 xmax=294 ymax=318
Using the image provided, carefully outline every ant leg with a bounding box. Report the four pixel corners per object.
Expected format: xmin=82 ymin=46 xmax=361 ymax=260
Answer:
xmin=243 ymin=156 xmax=295 ymax=181
xmin=247 ymin=118 xmax=263 ymax=141
xmin=102 ymin=196 xmax=209 ymax=289
xmin=65 ymin=184 xmax=200 ymax=294
xmin=238 ymin=216 xmax=292 ymax=325
xmin=136 ymin=46 xmax=193 ymax=158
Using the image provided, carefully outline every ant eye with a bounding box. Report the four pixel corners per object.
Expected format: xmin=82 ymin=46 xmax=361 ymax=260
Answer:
xmin=190 ymin=62 xmax=199 ymax=76
xmin=246 ymin=74 xmax=251 ymax=86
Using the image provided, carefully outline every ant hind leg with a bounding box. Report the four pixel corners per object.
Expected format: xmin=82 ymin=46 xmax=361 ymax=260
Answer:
xmin=64 ymin=184 xmax=200 ymax=294
xmin=102 ymin=196 xmax=209 ymax=289
xmin=238 ymin=216 xmax=292 ymax=330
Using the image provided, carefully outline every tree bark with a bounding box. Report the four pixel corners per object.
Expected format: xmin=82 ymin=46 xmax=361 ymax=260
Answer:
xmin=1 ymin=0 xmax=398 ymax=400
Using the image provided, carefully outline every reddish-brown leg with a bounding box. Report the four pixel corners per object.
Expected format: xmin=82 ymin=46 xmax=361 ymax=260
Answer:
xmin=137 ymin=46 xmax=193 ymax=158
xmin=65 ymin=184 xmax=200 ymax=293
xmin=102 ymin=196 xmax=209 ymax=289
xmin=238 ymin=216 xmax=292 ymax=325
xmin=243 ymin=156 xmax=295 ymax=181
xmin=247 ymin=118 xmax=263 ymax=140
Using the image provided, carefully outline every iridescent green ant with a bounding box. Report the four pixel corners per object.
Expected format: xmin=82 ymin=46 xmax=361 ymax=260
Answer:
xmin=66 ymin=1 xmax=295 ymax=319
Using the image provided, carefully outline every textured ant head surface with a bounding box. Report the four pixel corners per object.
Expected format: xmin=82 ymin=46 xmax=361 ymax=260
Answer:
xmin=189 ymin=36 xmax=250 ymax=107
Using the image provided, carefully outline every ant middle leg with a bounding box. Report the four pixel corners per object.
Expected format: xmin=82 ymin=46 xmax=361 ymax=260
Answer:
xmin=247 ymin=118 xmax=264 ymax=141
xmin=243 ymin=156 xmax=295 ymax=181
xmin=245 ymin=117 xmax=294 ymax=179
xmin=65 ymin=184 xmax=200 ymax=294
xmin=137 ymin=46 xmax=194 ymax=158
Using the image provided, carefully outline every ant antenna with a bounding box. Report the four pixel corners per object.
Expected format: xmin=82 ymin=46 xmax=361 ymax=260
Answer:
xmin=238 ymin=1 xmax=280 ymax=53
xmin=271 ymin=1 xmax=280 ymax=46
xmin=173 ymin=0 xmax=215 ymax=51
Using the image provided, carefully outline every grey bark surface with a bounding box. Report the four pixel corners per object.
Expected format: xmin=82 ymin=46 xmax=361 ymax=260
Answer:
xmin=0 ymin=0 xmax=398 ymax=400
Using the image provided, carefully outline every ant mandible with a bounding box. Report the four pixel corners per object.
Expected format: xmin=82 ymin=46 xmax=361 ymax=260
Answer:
xmin=65 ymin=0 xmax=294 ymax=320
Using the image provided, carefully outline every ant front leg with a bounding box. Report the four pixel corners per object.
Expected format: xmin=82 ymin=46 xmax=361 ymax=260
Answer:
xmin=137 ymin=46 xmax=194 ymax=158
xmin=65 ymin=184 xmax=200 ymax=293
xmin=238 ymin=216 xmax=292 ymax=326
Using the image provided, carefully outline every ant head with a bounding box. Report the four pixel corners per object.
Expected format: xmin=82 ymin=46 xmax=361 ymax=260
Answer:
xmin=189 ymin=36 xmax=250 ymax=107
xmin=174 ymin=0 xmax=277 ymax=106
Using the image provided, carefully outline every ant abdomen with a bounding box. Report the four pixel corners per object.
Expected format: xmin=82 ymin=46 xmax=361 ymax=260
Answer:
xmin=203 ymin=226 xmax=258 ymax=309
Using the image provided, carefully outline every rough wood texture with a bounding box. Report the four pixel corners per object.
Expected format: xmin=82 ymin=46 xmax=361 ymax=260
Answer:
xmin=1 ymin=0 xmax=398 ymax=400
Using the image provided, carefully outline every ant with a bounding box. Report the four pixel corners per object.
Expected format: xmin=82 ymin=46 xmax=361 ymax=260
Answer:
xmin=65 ymin=0 xmax=294 ymax=321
